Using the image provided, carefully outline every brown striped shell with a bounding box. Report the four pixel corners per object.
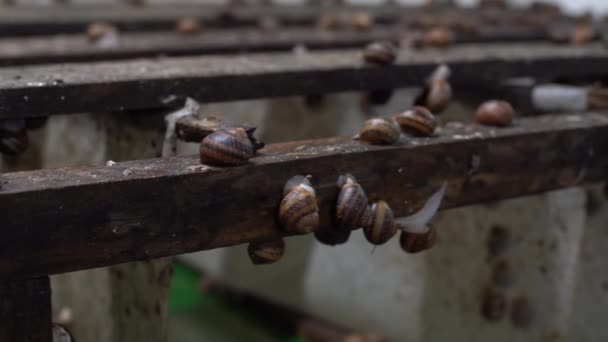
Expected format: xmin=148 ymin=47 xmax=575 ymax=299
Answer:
xmin=336 ymin=174 xmax=370 ymax=231
xmin=247 ymin=239 xmax=285 ymax=265
xmin=363 ymin=201 xmax=397 ymax=245
xmin=359 ymin=118 xmax=400 ymax=145
xmin=362 ymin=41 xmax=397 ymax=65
xmin=393 ymin=106 xmax=437 ymax=136
xmin=425 ymin=79 xmax=452 ymax=113
xmin=399 ymin=224 xmax=437 ymax=253
xmin=199 ymin=128 xmax=254 ymax=166
xmin=279 ymin=176 xmax=320 ymax=234
xmin=475 ymin=100 xmax=514 ymax=127
xmin=176 ymin=17 xmax=202 ymax=35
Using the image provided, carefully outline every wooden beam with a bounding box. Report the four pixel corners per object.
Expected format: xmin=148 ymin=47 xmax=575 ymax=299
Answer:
xmin=0 ymin=26 xmax=549 ymax=67
xmin=0 ymin=113 xmax=607 ymax=278
xmin=0 ymin=5 xmax=559 ymax=36
xmin=0 ymin=277 xmax=52 ymax=342
xmin=0 ymin=43 xmax=607 ymax=118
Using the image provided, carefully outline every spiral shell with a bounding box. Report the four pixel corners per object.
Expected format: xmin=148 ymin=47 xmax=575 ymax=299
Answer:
xmin=475 ymin=100 xmax=515 ymax=127
xmin=362 ymin=41 xmax=397 ymax=65
xmin=336 ymin=174 xmax=370 ymax=231
xmin=424 ymin=27 xmax=454 ymax=48
xmin=279 ymin=175 xmax=320 ymax=235
xmin=399 ymin=224 xmax=437 ymax=253
xmin=351 ymin=12 xmax=373 ymax=31
xmin=176 ymin=17 xmax=202 ymax=35
xmin=364 ymin=201 xmax=397 ymax=245
xmin=359 ymin=118 xmax=400 ymax=145
xmin=393 ymin=106 xmax=437 ymax=136
xmin=199 ymin=128 xmax=254 ymax=166
xmin=248 ymin=239 xmax=285 ymax=265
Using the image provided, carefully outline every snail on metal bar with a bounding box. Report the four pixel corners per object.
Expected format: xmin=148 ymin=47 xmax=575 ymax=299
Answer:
xmin=199 ymin=127 xmax=264 ymax=166
xmin=279 ymin=175 xmax=320 ymax=235
xmin=363 ymin=200 xmax=397 ymax=245
xmin=362 ymin=41 xmax=397 ymax=65
xmin=359 ymin=118 xmax=400 ymax=145
xmin=248 ymin=239 xmax=285 ymax=265
xmin=336 ymin=174 xmax=370 ymax=231
xmin=475 ymin=100 xmax=515 ymax=127
xmin=393 ymin=106 xmax=437 ymax=137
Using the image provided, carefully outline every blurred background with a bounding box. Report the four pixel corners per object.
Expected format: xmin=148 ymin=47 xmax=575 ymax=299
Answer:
xmin=2 ymin=0 xmax=608 ymax=341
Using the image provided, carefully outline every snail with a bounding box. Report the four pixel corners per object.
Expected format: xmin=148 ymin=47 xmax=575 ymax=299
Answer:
xmin=363 ymin=200 xmax=397 ymax=245
xmin=424 ymin=27 xmax=454 ymax=48
xmin=279 ymin=175 xmax=320 ymax=235
xmin=362 ymin=41 xmax=397 ymax=65
xmin=317 ymin=13 xmax=342 ymax=31
xmin=85 ymin=22 xmax=117 ymax=43
xmin=176 ymin=17 xmax=202 ymax=36
xmin=53 ymin=324 xmax=75 ymax=342
xmin=395 ymin=182 xmax=447 ymax=253
xmin=248 ymin=238 xmax=285 ymax=265
xmin=199 ymin=127 xmax=264 ymax=166
xmin=359 ymin=118 xmax=400 ymax=145
xmin=482 ymin=288 xmax=507 ymax=322
xmin=572 ymin=24 xmax=594 ymax=45
xmin=314 ymin=225 xmax=351 ymax=246
xmin=393 ymin=106 xmax=437 ymax=136
xmin=351 ymin=12 xmax=373 ymax=31
xmin=414 ymin=64 xmax=452 ymax=114
xmin=475 ymin=100 xmax=515 ymax=127
xmin=336 ymin=174 xmax=370 ymax=231
xmin=0 ymin=119 xmax=29 ymax=157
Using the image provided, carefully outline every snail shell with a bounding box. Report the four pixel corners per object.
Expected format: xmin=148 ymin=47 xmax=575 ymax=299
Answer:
xmin=86 ymin=22 xmax=117 ymax=43
xmin=359 ymin=118 xmax=400 ymax=145
xmin=351 ymin=12 xmax=373 ymax=31
xmin=176 ymin=17 xmax=202 ymax=35
xmin=475 ymin=100 xmax=515 ymax=127
xmin=424 ymin=27 xmax=454 ymax=48
xmin=0 ymin=119 xmax=29 ymax=157
xmin=279 ymin=175 xmax=320 ymax=235
xmin=362 ymin=41 xmax=397 ymax=65
xmin=399 ymin=224 xmax=437 ymax=253
xmin=314 ymin=225 xmax=351 ymax=246
xmin=199 ymin=128 xmax=254 ymax=166
xmin=336 ymin=174 xmax=371 ymax=231
xmin=393 ymin=106 xmax=437 ymax=136
xmin=364 ymin=200 xmax=397 ymax=245
xmin=247 ymin=238 xmax=285 ymax=265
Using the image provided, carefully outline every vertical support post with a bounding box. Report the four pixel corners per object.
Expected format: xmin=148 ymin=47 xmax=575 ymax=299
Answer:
xmin=0 ymin=277 xmax=52 ymax=342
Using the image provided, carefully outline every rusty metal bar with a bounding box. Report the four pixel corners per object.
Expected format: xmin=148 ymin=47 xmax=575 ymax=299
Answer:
xmin=0 ymin=26 xmax=552 ymax=67
xmin=0 ymin=43 xmax=607 ymax=118
xmin=0 ymin=113 xmax=607 ymax=278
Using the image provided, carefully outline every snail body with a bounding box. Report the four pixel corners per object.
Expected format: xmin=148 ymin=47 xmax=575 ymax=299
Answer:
xmin=475 ymin=100 xmax=515 ymax=127
xmin=424 ymin=79 xmax=452 ymax=113
xmin=364 ymin=200 xmax=397 ymax=245
xmin=336 ymin=174 xmax=370 ymax=231
xmin=393 ymin=106 xmax=437 ymax=136
xmin=362 ymin=41 xmax=397 ymax=65
xmin=248 ymin=239 xmax=285 ymax=265
xmin=359 ymin=118 xmax=400 ymax=145
xmin=279 ymin=175 xmax=320 ymax=235
xmin=200 ymin=128 xmax=256 ymax=166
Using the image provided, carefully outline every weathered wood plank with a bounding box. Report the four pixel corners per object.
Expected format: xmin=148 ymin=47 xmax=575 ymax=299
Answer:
xmin=0 ymin=26 xmax=549 ymax=67
xmin=0 ymin=5 xmax=555 ymax=36
xmin=0 ymin=277 xmax=52 ymax=342
xmin=0 ymin=113 xmax=607 ymax=278
xmin=1 ymin=43 xmax=607 ymax=118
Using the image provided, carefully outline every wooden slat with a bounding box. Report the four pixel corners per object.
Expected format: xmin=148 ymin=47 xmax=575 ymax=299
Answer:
xmin=1 ymin=113 xmax=607 ymax=278
xmin=0 ymin=277 xmax=52 ymax=342
xmin=0 ymin=5 xmax=554 ymax=36
xmin=0 ymin=26 xmax=549 ymax=67
xmin=0 ymin=42 xmax=607 ymax=118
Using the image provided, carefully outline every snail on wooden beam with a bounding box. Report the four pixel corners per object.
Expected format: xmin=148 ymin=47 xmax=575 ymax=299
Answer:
xmin=363 ymin=200 xmax=397 ymax=245
xmin=393 ymin=106 xmax=437 ymax=137
xmin=414 ymin=64 xmax=452 ymax=114
xmin=279 ymin=175 xmax=320 ymax=235
xmin=248 ymin=239 xmax=285 ymax=265
xmin=199 ymin=127 xmax=264 ymax=166
xmin=475 ymin=100 xmax=515 ymax=127
xmin=335 ymin=174 xmax=370 ymax=231
xmin=359 ymin=118 xmax=400 ymax=145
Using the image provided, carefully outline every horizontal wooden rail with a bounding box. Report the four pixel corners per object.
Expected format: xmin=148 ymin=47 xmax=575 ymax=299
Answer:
xmin=0 ymin=43 xmax=607 ymax=118
xmin=0 ymin=5 xmax=561 ymax=36
xmin=1 ymin=113 xmax=607 ymax=279
xmin=0 ymin=26 xmax=549 ymax=67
